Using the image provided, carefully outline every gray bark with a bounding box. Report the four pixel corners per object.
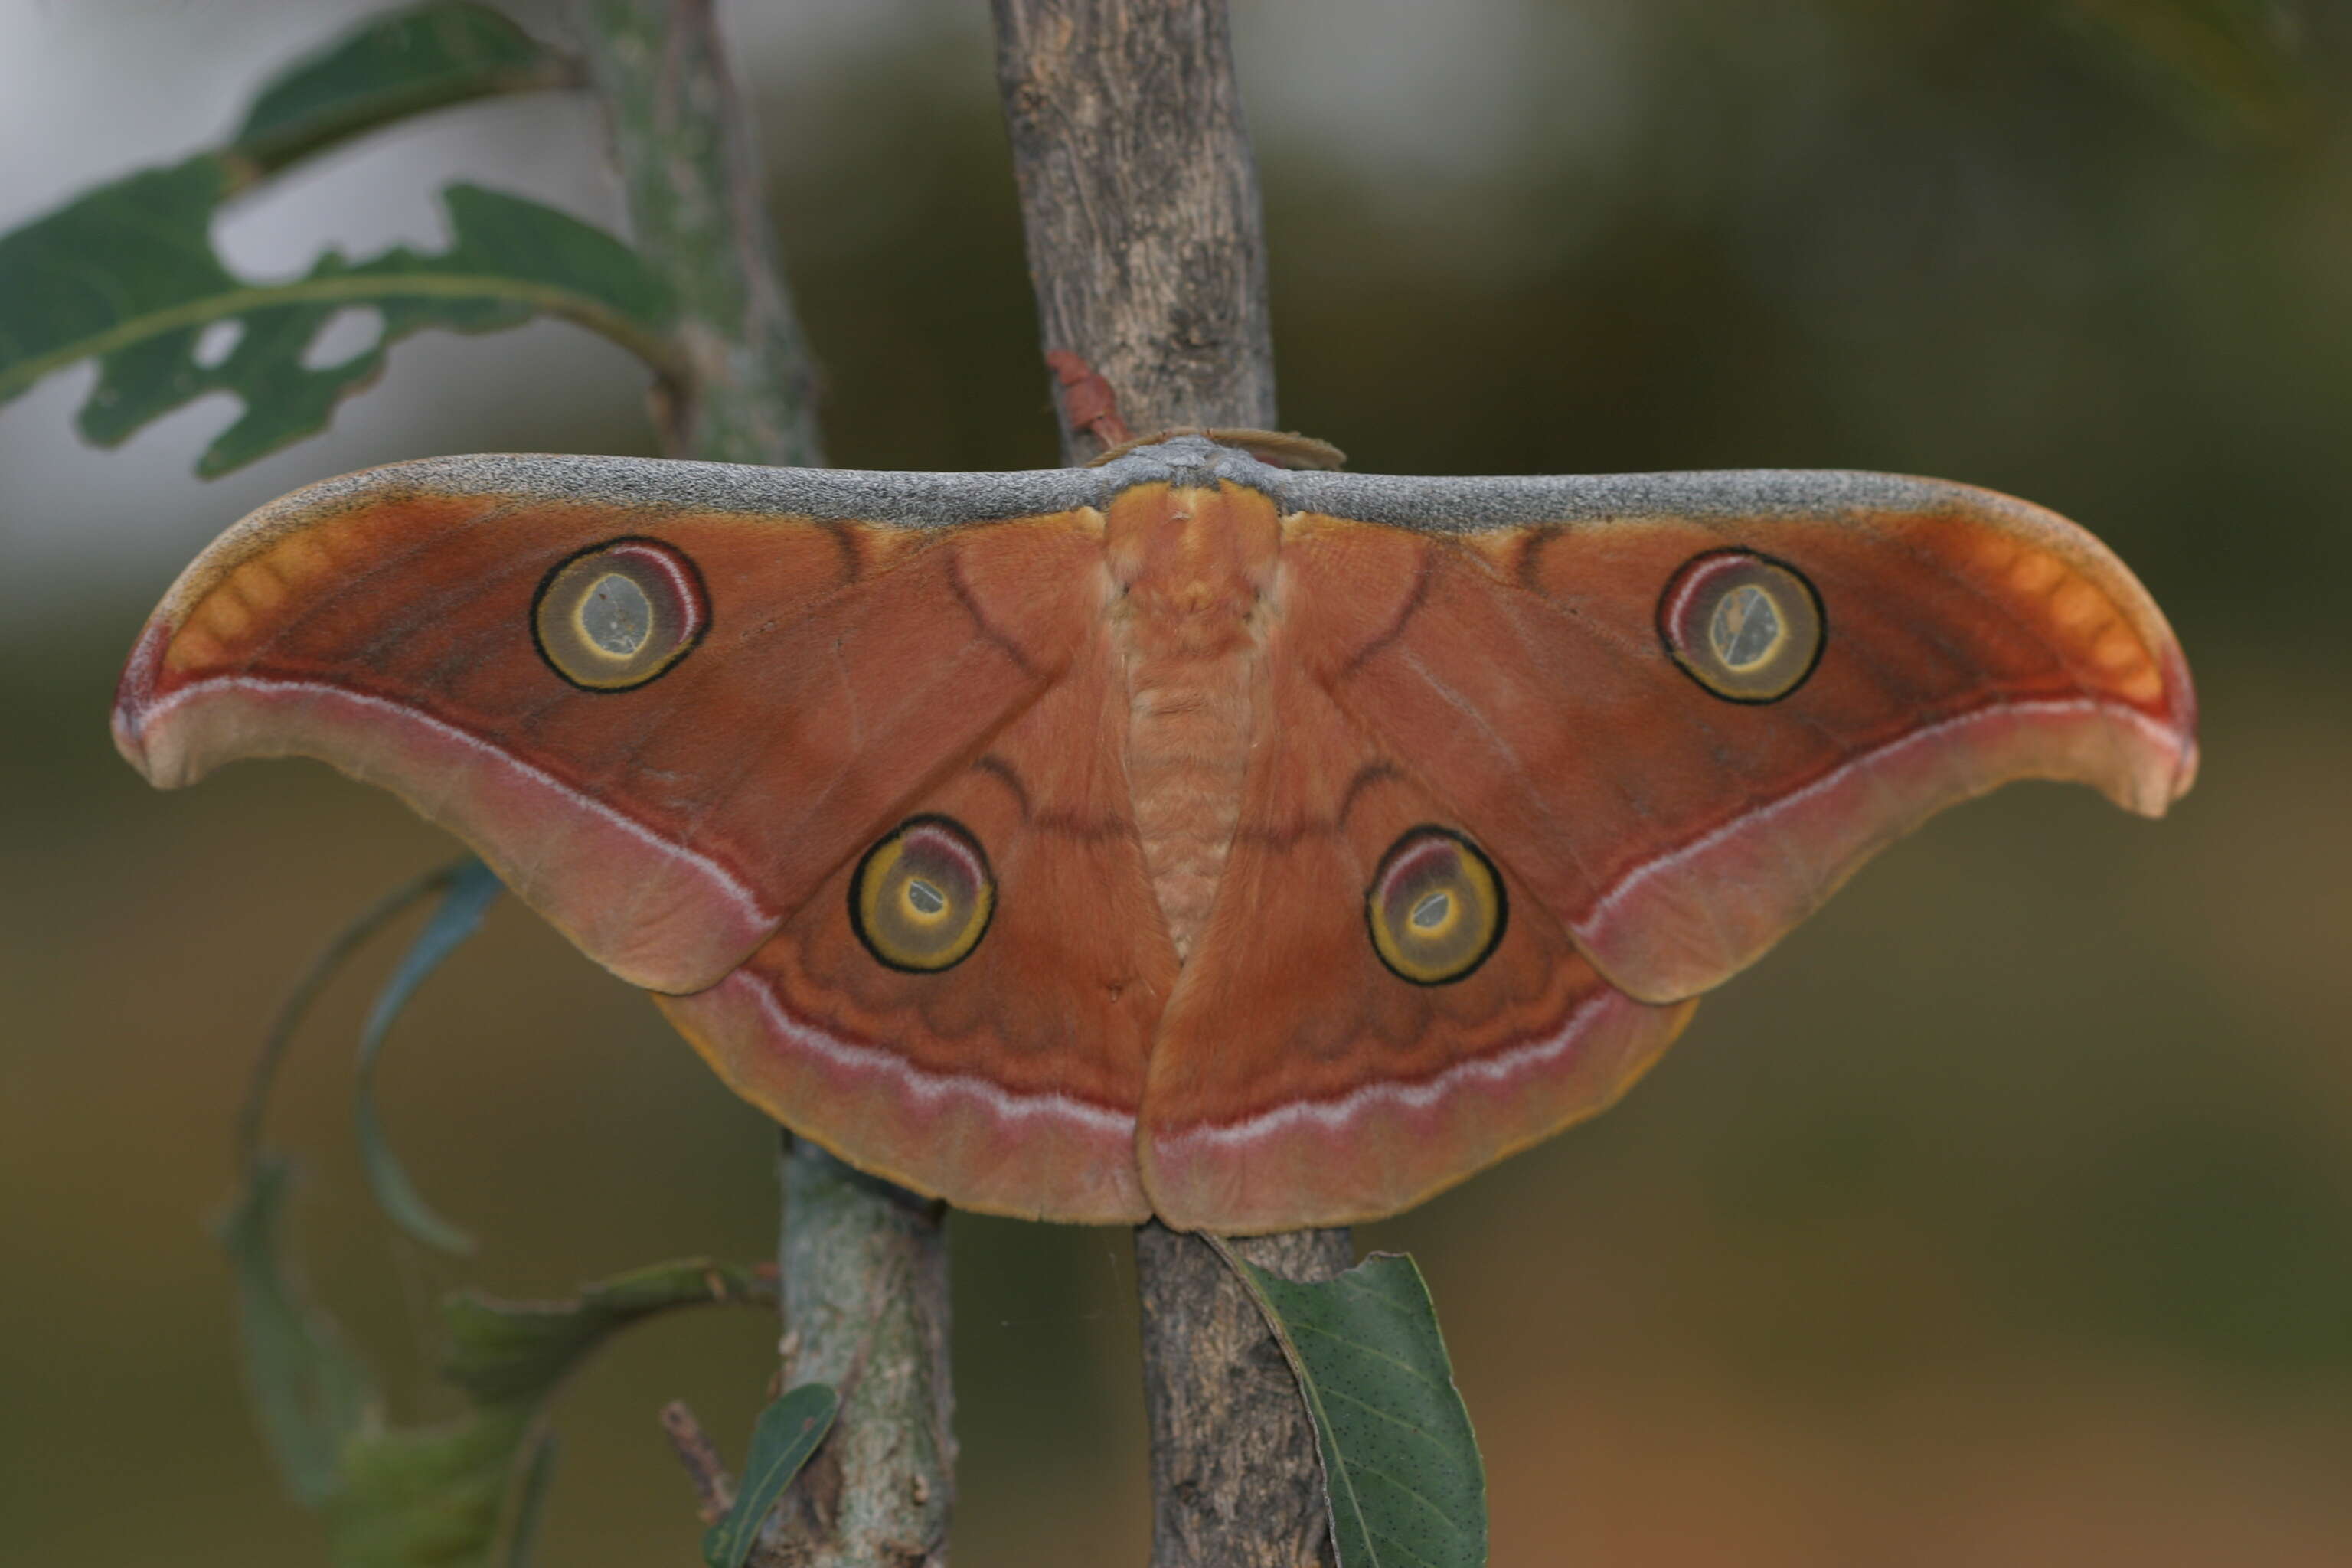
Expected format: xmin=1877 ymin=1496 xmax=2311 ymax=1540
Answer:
xmin=575 ymin=0 xmax=822 ymax=467
xmin=992 ymin=0 xmax=1278 ymax=457
xmin=991 ymin=4 xmax=1353 ymax=1565
xmin=764 ymin=1138 xmax=955 ymax=1567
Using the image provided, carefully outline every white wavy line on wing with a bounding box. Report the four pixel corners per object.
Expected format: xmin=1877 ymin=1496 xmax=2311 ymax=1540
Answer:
xmin=1571 ymin=695 xmax=2184 ymax=939
xmin=136 ymin=675 xmax=777 ymax=929
xmin=737 ymin=973 xmax=1136 ymax=1138
xmin=1155 ymin=989 xmax=1618 ymax=1155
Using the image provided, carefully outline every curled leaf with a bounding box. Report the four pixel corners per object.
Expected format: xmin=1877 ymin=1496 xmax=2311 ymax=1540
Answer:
xmin=220 ymin=1156 xmax=380 ymax=1509
xmin=236 ymin=860 xmax=472 ymax=1176
xmin=352 ymin=858 xmax=504 ymax=1255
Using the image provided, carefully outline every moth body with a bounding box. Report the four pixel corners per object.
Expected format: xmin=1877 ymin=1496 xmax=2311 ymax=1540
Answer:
xmin=1103 ymin=480 xmax=1283 ymax=960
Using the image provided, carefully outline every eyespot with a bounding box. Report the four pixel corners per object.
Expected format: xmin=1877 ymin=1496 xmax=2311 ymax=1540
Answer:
xmin=851 ymin=816 xmax=995 ymax=973
xmin=533 ymin=537 xmax=708 ymax=691
xmin=1366 ymin=827 xmax=1507 ymax=985
xmin=1658 ymin=550 xmax=1824 ymax=703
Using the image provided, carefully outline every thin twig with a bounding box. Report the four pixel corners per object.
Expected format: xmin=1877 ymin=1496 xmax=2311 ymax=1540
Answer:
xmin=662 ymin=1400 xmax=737 ymax=1524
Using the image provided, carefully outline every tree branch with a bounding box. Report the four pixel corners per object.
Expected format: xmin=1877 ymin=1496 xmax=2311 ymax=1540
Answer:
xmin=992 ymin=0 xmax=1276 ymax=455
xmin=573 ymin=0 xmax=822 ymax=467
xmin=766 ymin=1138 xmax=955 ymax=1564
xmin=991 ymin=4 xmax=1352 ymax=1565
xmin=573 ymin=6 xmax=952 ymax=1564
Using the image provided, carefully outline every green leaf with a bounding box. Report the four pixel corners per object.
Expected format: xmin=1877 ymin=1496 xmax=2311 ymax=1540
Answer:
xmin=322 ymin=1259 xmax=778 ymax=1568
xmin=0 ymin=2 xmax=660 ymax=479
xmin=0 ymin=158 xmax=677 ymax=475
xmin=0 ymin=0 xmax=648 ymax=479
xmin=353 ymin=858 xmax=504 ymax=1255
xmin=329 ymin=1405 xmax=538 ymax=1568
xmin=220 ymin=862 xmax=777 ymax=1563
xmin=702 ymin=1384 xmax=839 ymax=1568
xmin=220 ymin=1156 xmax=382 ymax=1508
xmin=237 ymin=860 xmax=474 ymax=1176
xmin=439 ymin=1259 xmax=779 ymax=1407
xmin=1217 ymin=1243 xmax=1489 ymax=1568
xmin=231 ymin=3 xmax=576 ymax=176
xmin=220 ymin=858 xmax=485 ymax=1505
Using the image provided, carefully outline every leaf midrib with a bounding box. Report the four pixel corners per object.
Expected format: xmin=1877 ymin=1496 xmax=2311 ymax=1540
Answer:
xmin=0 ymin=271 xmax=680 ymax=402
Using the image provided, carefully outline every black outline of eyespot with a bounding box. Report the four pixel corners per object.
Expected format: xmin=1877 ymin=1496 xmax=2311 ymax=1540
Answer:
xmin=531 ymin=535 xmax=711 ymax=694
xmin=1364 ymin=825 xmax=1508 ymax=987
xmin=1654 ymin=547 xmax=1828 ymax=705
xmin=848 ymin=813 xmax=997 ymax=974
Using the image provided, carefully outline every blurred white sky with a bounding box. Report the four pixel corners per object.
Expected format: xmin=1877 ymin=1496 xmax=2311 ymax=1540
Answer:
xmin=0 ymin=0 xmax=1620 ymax=621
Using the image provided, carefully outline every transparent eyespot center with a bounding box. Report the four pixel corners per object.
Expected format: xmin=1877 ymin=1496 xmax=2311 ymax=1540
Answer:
xmin=533 ymin=538 xmax=707 ymax=691
xmin=1659 ymin=550 xmax=1824 ymax=703
xmin=1367 ymin=828 xmax=1505 ymax=985
xmin=852 ymin=817 xmax=995 ymax=972
xmin=1709 ymin=583 xmax=1782 ymax=670
xmin=577 ymin=573 xmax=653 ymax=658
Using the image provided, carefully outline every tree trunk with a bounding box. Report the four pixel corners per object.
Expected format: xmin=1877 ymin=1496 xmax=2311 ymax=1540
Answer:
xmin=991 ymin=5 xmax=1352 ymax=1565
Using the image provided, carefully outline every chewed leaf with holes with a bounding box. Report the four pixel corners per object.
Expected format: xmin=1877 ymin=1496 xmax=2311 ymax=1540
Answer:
xmin=228 ymin=2 xmax=575 ymax=175
xmin=116 ymin=437 xmax=2197 ymax=1230
xmin=1229 ymin=1249 xmax=1488 ymax=1568
xmin=0 ymin=158 xmax=672 ymax=475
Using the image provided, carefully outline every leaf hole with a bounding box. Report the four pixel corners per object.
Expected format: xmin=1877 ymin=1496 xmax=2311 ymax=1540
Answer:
xmin=193 ymin=321 xmax=243 ymax=368
xmin=301 ymin=306 xmax=386 ymax=370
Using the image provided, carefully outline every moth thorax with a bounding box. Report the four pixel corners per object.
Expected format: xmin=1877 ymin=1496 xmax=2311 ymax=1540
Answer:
xmin=1106 ymin=481 xmax=1282 ymax=960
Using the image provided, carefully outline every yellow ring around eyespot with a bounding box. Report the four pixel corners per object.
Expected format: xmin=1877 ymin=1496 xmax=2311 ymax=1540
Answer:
xmin=531 ymin=543 xmax=705 ymax=693
xmin=896 ymin=877 xmax=956 ymax=928
xmin=1407 ymin=890 xmax=1464 ymax=942
xmin=853 ymin=832 xmax=994 ymax=972
xmin=567 ymin=573 xmax=652 ymax=662
xmin=857 ymin=839 xmax=906 ymax=935
xmin=1369 ymin=844 xmax=1501 ymax=985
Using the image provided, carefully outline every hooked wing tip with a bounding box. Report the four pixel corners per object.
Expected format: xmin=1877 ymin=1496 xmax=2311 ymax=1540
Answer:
xmin=110 ymin=617 xmax=172 ymax=781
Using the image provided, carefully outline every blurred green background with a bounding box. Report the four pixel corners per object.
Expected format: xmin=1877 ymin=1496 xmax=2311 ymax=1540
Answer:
xmin=5 ymin=2 xmax=2350 ymax=1563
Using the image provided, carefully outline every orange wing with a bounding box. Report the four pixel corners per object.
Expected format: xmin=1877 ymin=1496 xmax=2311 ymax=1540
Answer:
xmin=1138 ymin=640 xmax=1692 ymax=1232
xmin=1141 ymin=459 xmax=2194 ymax=1230
xmin=114 ymin=455 xmax=1108 ymax=995
xmin=1271 ymin=472 xmax=2196 ymax=1004
xmin=662 ymin=611 xmax=1176 ymax=1222
xmin=113 ymin=454 xmax=1175 ymax=1221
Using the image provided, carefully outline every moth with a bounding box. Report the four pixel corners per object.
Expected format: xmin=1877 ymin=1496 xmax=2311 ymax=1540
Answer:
xmin=112 ymin=433 xmax=2197 ymax=1233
